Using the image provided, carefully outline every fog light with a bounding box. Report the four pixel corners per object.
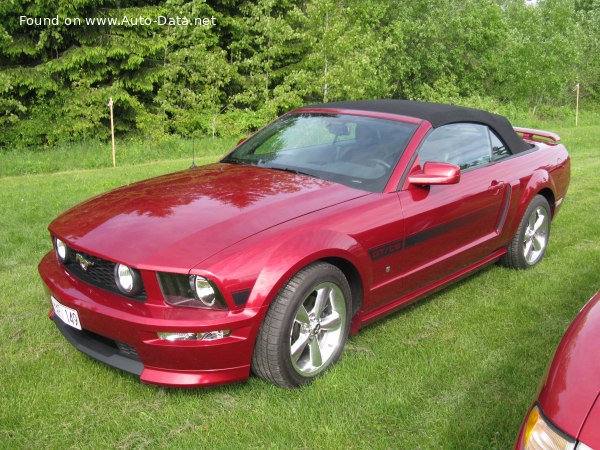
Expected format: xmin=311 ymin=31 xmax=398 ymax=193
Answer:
xmin=55 ymin=238 xmax=70 ymax=263
xmin=114 ymin=263 xmax=142 ymax=296
xmin=157 ymin=330 xmax=231 ymax=342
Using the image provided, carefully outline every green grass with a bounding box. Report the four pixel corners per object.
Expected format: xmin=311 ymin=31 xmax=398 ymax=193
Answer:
xmin=1 ymin=122 xmax=599 ymax=448
xmin=0 ymin=136 xmax=238 ymax=177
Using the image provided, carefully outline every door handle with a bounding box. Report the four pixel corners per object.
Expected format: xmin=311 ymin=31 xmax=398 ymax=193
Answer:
xmin=488 ymin=180 xmax=504 ymax=195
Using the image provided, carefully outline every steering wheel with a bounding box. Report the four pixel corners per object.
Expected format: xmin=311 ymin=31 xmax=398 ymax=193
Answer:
xmin=363 ymin=158 xmax=391 ymax=170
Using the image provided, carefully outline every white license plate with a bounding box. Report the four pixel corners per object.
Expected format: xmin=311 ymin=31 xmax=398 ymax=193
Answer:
xmin=51 ymin=296 xmax=82 ymax=330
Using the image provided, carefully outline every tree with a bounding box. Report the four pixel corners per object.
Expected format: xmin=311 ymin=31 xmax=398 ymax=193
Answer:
xmin=0 ymin=0 xmax=166 ymax=146
xmin=575 ymin=0 xmax=600 ymax=101
xmin=301 ymin=0 xmax=396 ymax=102
xmin=154 ymin=0 xmax=233 ymax=138
xmin=493 ymin=0 xmax=579 ymax=109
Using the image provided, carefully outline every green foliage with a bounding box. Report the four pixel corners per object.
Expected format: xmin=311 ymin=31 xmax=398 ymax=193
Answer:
xmin=575 ymin=0 xmax=600 ymax=100
xmin=493 ymin=0 xmax=580 ymax=107
xmin=0 ymin=0 xmax=598 ymax=148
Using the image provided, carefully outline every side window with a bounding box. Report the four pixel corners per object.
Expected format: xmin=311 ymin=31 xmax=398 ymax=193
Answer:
xmin=418 ymin=123 xmax=492 ymax=171
xmin=490 ymin=130 xmax=510 ymax=161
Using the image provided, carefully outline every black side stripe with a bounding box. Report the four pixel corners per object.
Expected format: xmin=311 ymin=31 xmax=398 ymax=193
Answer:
xmin=404 ymin=210 xmax=482 ymax=249
xmin=369 ymin=210 xmax=485 ymax=260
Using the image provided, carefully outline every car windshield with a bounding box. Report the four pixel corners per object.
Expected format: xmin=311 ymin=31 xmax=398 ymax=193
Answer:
xmin=221 ymin=113 xmax=418 ymax=192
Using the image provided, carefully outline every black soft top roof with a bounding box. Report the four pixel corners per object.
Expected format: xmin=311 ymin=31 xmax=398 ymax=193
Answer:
xmin=302 ymin=99 xmax=531 ymax=154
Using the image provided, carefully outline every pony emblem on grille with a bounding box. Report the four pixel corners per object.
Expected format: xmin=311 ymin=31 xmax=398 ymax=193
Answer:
xmin=76 ymin=253 xmax=94 ymax=271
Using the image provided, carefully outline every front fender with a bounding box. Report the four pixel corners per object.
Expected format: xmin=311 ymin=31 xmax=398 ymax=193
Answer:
xmin=247 ymin=228 xmax=370 ymax=310
xmin=198 ymin=225 xmax=371 ymax=310
xmin=192 ymin=227 xmax=371 ymax=366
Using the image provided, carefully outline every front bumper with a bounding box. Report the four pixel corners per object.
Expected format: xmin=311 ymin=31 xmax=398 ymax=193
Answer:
xmin=39 ymin=251 xmax=264 ymax=387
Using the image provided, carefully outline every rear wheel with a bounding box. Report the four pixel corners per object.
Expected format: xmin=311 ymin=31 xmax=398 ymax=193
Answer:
xmin=501 ymin=195 xmax=551 ymax=269
xmin=252 ymin=262 xmax=351 ymax=387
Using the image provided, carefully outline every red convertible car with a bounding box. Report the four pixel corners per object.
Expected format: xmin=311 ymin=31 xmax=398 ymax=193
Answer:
xmin=38 ymin=100 xmax=570 ymax=388
xmin=515 ymin=291 xmax=600 ymax=450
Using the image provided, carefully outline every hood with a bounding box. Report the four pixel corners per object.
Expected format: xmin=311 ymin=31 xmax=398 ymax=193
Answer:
xmin=50 ymin=163 xmax=367 ymax=271
xmin=538 ymin=291 xmax=600 ymax=439
xmin=578 ymin=394 xmax=600 ymax=449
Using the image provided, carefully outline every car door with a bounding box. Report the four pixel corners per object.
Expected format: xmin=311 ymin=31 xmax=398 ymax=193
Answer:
xmin=395 ymin=123 xmax=510 ymax=297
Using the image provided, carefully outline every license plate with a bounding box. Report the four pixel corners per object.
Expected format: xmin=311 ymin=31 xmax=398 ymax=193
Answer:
xmin=51 ymin=296 xmax=82 ymax=330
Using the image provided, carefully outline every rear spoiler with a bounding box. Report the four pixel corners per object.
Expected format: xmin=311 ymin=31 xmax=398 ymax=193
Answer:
xmin=514 ymin=127 xmax=561 ymax=144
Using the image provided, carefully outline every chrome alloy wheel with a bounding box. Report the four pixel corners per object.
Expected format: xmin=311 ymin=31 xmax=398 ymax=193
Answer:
xmin=523 ymin=205 xmax=550 ymax=265
xmin=289 ymin=282 xmax=347 ymax=377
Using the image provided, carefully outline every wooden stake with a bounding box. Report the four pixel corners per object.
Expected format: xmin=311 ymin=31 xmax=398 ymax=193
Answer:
xmin=575 ymin=83 xmax=580 ymax=127
xmin=108 ymin=98 xmax=116 ymax=167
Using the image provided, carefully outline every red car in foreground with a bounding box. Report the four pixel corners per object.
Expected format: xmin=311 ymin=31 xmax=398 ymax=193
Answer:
xmin=515 ymin=291 xmax=600 ymax=450
xmin=39 ymin=100 xmax=570 ymax=388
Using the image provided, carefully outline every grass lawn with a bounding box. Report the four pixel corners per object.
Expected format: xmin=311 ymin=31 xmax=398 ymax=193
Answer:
xmin=0 ymin=136 xmax=238 ymax=177
xmin=1 ymin=122 xmax=598 ymax=448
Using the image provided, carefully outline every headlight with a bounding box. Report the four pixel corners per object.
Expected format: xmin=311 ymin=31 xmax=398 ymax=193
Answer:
xmin=55 ymin=238 xmax=70 ymax=263
xmin=523 ymin=405 xmax=576 ymax=450
xmin=114 ymin=263 xmax=143 ymax=296
xmin=157 ymin=272 xmax=227 ymax=310
xmin=190 ymin=275 xmax=217 ymax=307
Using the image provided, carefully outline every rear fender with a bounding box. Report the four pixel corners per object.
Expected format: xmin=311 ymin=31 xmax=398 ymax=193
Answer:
xmin=508 ymin=169 xmax=556 ymax=237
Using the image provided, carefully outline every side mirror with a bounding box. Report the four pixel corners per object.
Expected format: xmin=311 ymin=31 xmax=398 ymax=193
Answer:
xmin=237 ymin=137 xmax=247 ymax=146
xmin=408 ymin=161 xmax=461 ymax=186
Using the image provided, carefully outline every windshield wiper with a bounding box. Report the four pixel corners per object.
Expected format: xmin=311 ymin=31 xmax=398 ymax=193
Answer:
xmin=222 ymin=156 xmax=248 ymax=165
xmin=264 ymin=166 xmax=317 ymax=179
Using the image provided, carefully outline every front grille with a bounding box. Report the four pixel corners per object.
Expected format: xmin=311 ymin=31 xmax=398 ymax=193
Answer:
xmin=61 ymin=247 xmax=146 ymax=301
xmin=115 ymin=340 xmax=141 ymax=361
xmin=80 ymin=330 xmax=140 ymax=362
xmin=52 ymin=315 xmax=144 ymax=376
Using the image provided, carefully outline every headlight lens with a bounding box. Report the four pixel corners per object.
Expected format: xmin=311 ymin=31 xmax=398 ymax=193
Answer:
xmin=190 ymin=275 xmax=216 ymax=307
xmin=55 ymin=238 xmax=69 ymax=262
xmin=157 ymin=272 xmax=227 ymax=310
xmin=523 ymin=405 xmax=576 ymax=450
xmin=114 ymin=263 xmax=143 ymax=296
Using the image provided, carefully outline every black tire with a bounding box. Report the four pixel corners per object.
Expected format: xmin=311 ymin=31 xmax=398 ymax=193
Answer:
xmin=500 ymin=195 xmax=551 ymax=269
xmin=251 ymin=262 xmax=352 ymax=388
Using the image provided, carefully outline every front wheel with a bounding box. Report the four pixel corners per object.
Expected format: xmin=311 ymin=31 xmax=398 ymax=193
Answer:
xmin=252 ymin=262 xmax=351 ymax=387
xmin=501 ymin=195 xmax=551 ymax=269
